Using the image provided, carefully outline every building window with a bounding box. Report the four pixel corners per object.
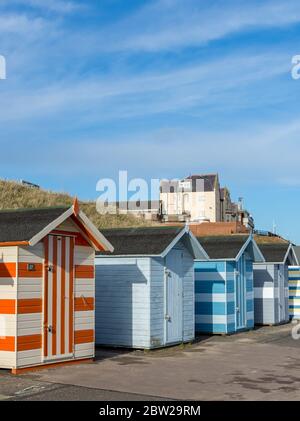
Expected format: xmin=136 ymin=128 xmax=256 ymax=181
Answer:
xmin=183 ymin=194 xmax=189 ymax=213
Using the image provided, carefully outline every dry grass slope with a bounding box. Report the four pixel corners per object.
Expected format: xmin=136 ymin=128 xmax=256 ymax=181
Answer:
xmin=254 ymin=235 xmax=288 ymax=244
xmin=0 ymin=179 xmax=155 ymax=229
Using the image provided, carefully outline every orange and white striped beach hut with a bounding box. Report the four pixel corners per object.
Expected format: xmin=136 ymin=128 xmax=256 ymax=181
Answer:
xmin=0 ymin=201 xmax=113 ymax=373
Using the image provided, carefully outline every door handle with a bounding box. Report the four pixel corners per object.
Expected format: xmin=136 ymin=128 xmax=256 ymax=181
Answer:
xmin=47 ymin=325 xmax=53 ymax=333
xmin=165 ymin=314 xmax=171 ymax=321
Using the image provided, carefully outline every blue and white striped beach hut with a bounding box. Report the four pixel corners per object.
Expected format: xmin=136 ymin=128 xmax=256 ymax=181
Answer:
xmin=254 ymin=243 xmax=297 ymax=326
xmin=194 ymin=235 xmax=265 ymax=334
xmin=289 ymin=246 xmax=300 ymax=320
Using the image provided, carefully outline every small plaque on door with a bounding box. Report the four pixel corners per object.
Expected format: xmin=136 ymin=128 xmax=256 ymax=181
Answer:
xmin=27 ymin=263 xmax=36 ymax=271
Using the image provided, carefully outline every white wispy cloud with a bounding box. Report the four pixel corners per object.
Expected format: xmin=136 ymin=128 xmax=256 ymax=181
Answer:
xmin=85 ymin=0 xmax=300 ymax=52
xmin=0 ymin=13 xmax=46 ymax=34
xmin=0 ymin=0 xmax=82 ymax=14
xmin=0 ymin=49 xmax=291 ymax=123
xmin=1 ymin=117 xmax=299 ymax=185
xmin=0 ymin=2 xmax=299 ymax=189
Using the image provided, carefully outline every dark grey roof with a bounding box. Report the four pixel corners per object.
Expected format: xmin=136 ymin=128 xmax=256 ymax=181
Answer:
xmin=197 ymin=235 xmax=249 ymax=259
xmin=160 ymin=174 xmax=218 ymax=193
xmin=258 ymin=243 xmax=291 ymax=263
xmin=96 ymin=226 xmax=183 ymax=256
xmin=293 ymin=246 xmax=300 ymax=265
xmin=0 ymin=207 xmax=68 ymax=242
xmin=186 ymin=174 xmax=218 ymax=192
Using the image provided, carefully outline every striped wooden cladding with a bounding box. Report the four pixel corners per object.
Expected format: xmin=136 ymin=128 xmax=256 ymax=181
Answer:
xmin=289 ymin=267 xmax=300 ymax=319
xmin=0 ymin=262 xmax=43 ymax=278
xmin=44 ymin=235 xmax=75 ymax=360
xmin=74 ymin=297 xmax=94 ymax=311
xmin=0 ymin=335 xmax=42 ymax=352
xmin=0 ymin=263 xmax=16 ymax=278
xmin=74 ymin=329 xmax=94 ymax=345
xmin=69 ymin=237 xmax=74 ymax=354
xmin=0 ymin=330 xmax=95 ymax=352
xmin=18 ymin=262 xmax=43 ymax=278
xmin=0 ymin=299 xmax=42 ymax=314
xmin=52 ymin=235 xmax=57 ymax=356
xmin=61 ymin=236 xmax=66 ymax=356
xmin=0 ymin=336 xmax=15 ymax=351
xmin=0 ymin=299 xmax=16 ymax=314
xmin=75 ymin=265 xmax=94 ymax=279
xmin=0 ymin=227 xmax=95 ymax=368
xmin=17 ymin=334 xmax=42 ymax=351
xmin=44 ymin=236 xmax=49 ymax=358
xmin=18 ymin=299 xmax=42 ymax=314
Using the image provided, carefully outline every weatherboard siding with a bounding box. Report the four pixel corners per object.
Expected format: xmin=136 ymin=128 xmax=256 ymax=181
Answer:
xmin=0 ymin=246 xmax=18 ymax=368
xmin=149 ymin=257 xmax=165 ymax=347
xmin=254 ymin=264 xmax=275 ymax=324
xmin=95 ymin=238 xmax=196 ymax=349
xmin=181 ymin=244 xmax=196 ymax=342
xmin=0 ymin=246 xmax=18 ymax=300
xmin=95 ymin=257 xmax=152 ymax=348
xmin=195 ymin=261 xmax=228 ymax=334
xmin=74 ymin=245 xmax=95 ymax=359
xmin=0 ymin=210 xmax=99 ymax=371
xmin=195 ymin=253 xmax=254 ymax=334
xmin=226 ymin=261 xmax=236 ymax=333
xmin=289 ymin=266 xmax=300 ymax=320
xmin=16 ymin=243 xmax=44 ymax=367
xmin=1 ymin=239 xmax=95 ymax=369
xmin=254 ymin=263 xmax=289 ymax=325
xmin=246 ymin=258 xmax=254 ymax=329
xmin=148 ymin=242 xmax=195 ymax=347
xmin=283 ymin=264 xmax=289 ymax=323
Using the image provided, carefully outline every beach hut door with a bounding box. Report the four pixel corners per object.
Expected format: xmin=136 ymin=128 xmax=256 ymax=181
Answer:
xmin=43 ymin=235 xmax=75 ymax=362
xmin=165 ymin=249 xmax=183 ymax=344
xmin=235 ymin=257 xmax=246 ymax=330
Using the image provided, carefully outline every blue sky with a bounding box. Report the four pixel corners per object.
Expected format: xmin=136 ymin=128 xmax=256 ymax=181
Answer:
xmin=0 ymin=0 xmax=300 ymax=242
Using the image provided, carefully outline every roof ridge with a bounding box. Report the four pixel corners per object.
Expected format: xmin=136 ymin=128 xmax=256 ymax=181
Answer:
xmin=101 ymin=226 xmax=182 ymax=232
xmin=197 ymin=234 xmax=249 ymax=239
xmin=186 ymin=173 xmax=217 ymax=178
xmin=0 ymin=206 xmax=69 ymax=214
xmin=259 ymin=243 xmax=290 ymax=248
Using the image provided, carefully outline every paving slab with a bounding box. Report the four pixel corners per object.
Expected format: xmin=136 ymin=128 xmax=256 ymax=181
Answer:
xmin=16 ymin=323 xmax=300 ymax=401
xmin=10 ymin=385 xmax=168 ymax=401
xmin=0 ymin=372 xmax=62 ymax=399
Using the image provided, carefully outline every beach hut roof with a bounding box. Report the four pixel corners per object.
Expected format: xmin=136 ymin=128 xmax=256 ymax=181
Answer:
xmin=196 ymin=235 xmax=265 ymax=262
xmin=96 ymin=225 xmax=208 ymax=259
xmin=258 ymin=243 xmax=298 ymax=265
xmin=0 ymin=205 xmax=113 ymax=252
